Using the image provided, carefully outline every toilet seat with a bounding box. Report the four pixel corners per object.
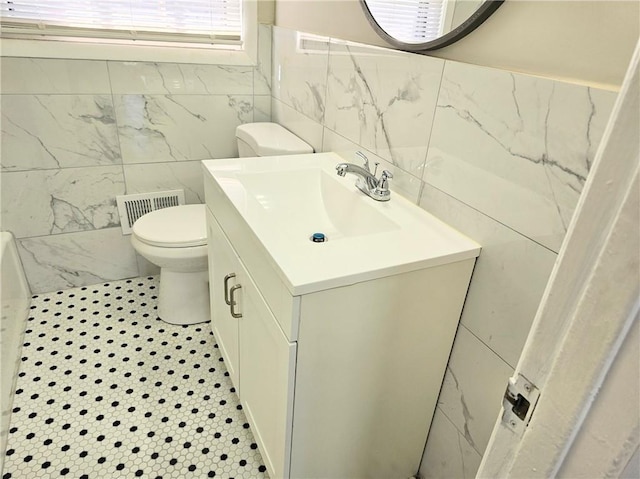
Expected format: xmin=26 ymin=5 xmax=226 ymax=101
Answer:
xmin=132 ymin=204 xmax=207 ymax=248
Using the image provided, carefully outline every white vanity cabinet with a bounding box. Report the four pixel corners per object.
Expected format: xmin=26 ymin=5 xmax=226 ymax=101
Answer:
xmin=207 ymin=209 xmax=296 ymax=478
xmin=205 ymin=206 xmax=476 ymax=479
xmin=206 ymin=209 xmax=241 ymax=388
xmin=202 ymin=153 xmax=480 ymax=479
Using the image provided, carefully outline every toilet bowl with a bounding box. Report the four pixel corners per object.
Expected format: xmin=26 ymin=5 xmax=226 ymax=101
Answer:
xmin=131 ymin=204 xmax=209 ymax=325
xmin=130 ymin=123 xmax=313 ymax=326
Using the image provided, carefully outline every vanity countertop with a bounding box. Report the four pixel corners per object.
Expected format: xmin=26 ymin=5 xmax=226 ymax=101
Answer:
xmin=202 ymin=152 xmax=480 ymax=295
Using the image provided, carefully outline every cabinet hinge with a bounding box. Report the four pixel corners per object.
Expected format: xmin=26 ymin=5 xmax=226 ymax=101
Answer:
xmin=501 ymin=373 xmax=540 ymax=435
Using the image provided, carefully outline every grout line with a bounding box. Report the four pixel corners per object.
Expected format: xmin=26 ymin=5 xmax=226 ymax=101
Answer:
xmin=422 ymin=182 xmax=561 ymax=255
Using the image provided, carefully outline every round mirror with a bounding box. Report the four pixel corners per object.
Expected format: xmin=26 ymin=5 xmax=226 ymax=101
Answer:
xmin=360 ymin=0 xmax=504 ymax=51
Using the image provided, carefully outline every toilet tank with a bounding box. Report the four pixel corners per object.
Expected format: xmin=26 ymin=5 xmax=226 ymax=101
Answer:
xmin=236 ymin=123 xmax=314 ymax=157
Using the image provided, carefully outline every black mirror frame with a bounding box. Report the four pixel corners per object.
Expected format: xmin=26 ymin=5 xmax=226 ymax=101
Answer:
xmin=360 ymin=0 xmax=504 ymax=52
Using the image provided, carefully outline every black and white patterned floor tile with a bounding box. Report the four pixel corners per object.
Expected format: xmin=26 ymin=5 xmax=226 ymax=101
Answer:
xmin=3 ymin=276 xmax=268 ymax=479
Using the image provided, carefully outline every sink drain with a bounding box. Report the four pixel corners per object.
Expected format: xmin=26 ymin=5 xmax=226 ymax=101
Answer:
xmin=310 ymin=232 xmax=327 ymax=243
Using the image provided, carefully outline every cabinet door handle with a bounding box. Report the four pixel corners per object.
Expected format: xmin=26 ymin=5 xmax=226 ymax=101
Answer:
xmin=223 ymin=273 xmax=236 ymax=305
xmin=229 ymin=284 xmax=242 ymax=318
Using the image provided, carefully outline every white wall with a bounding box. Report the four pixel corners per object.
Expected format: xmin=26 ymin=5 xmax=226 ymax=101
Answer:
xmin=275 ymin=0 xmax=639 ymax=89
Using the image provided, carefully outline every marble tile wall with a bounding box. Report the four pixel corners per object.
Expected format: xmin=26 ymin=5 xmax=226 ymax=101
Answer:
xmin=0 ymin=25 xmax=273 ymax=294
xmin=269 ymin=25 xmax=618 ymax=477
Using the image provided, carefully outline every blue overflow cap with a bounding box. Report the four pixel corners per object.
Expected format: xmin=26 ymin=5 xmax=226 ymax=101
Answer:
xmin=311 ymin=232 xmax=326 ymax=243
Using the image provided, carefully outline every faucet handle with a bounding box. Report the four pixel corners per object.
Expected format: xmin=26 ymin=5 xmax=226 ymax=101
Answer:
xmin=378 ymin=170 xmax=393 ymax=191
xmin=372 ymin=169 xmax=393 ymax=201
xmin=355 ymin=151 xmax=371 ymax=173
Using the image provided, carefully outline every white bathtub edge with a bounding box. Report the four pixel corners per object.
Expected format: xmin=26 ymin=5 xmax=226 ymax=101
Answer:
xmin=0 ymin=231 xmax=31 ymax=475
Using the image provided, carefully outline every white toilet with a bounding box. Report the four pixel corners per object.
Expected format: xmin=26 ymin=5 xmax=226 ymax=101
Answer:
xmin=130 ymin=123 xmax=313 ymax=325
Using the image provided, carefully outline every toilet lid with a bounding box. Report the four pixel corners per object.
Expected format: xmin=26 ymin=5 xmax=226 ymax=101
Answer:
xmin=132 ymin=204 xmax=207 ymax=248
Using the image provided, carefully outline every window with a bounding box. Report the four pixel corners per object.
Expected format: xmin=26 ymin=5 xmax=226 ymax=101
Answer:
xmin=0 ymin=0 xmax=256 ymax=64
xmin=364 ymin=0 xmax=447 ymax=44
xmin=0 ymin=0 xmax=242 ymax=46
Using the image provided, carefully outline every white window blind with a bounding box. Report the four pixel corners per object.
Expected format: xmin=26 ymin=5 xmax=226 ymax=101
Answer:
xmin=366 ymin=0 xmax=446 ymax=44
xmin=0 ymin=0 xmax=242 ymax=46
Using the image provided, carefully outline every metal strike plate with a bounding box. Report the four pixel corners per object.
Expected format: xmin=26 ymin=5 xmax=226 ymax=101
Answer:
xmin=501 ymin=374 xmax=540 ymax=435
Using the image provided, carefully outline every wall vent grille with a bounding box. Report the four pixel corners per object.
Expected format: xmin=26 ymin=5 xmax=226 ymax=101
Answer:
xmin=116 ymin=189 xmax=186 ymax=235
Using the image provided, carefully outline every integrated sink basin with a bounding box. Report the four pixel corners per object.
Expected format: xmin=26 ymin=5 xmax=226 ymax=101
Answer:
xmin=233 ymin=168 xmax=399 ymax=239
xmin=202 ymin=152 xmax=480 ymax=295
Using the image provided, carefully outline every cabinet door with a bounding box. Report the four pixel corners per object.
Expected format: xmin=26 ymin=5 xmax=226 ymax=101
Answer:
xmin=240 ymin=270 xmax=296 ymax=479
xmin=206 ymin=210 xmax=240 ymax=392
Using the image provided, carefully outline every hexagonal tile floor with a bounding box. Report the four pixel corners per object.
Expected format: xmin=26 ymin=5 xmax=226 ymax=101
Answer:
xmin=2 ymin=276 xmax=268 ymax=479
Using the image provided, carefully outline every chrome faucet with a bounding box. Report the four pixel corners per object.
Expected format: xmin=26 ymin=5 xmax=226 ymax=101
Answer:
xmin=335 ymin=151 xmax=393 ymax=201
